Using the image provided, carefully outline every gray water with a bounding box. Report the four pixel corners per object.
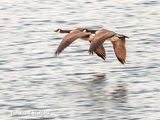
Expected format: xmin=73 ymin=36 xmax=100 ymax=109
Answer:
xmin=0 ymin=0 xmax=160 ymax=120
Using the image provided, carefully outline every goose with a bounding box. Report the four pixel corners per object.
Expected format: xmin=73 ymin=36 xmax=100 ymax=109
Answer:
xmin=54 ymin=28 xmax=106 ymax=60
xmin=89 ymin=29 xmax=129 ymax=64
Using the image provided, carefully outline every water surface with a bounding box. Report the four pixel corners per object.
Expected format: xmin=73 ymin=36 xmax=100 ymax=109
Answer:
xmin=0 ymin=0 xmax=160 ymax=119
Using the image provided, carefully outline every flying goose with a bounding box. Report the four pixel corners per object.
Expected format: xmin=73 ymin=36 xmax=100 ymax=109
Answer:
xmin=89 ymin=29 xmax=129 ymax=64
xmin=54 ymin=28 xmax=106 ymax=60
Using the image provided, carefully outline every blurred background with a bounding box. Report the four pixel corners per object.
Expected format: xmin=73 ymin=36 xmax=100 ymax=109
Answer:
xmin=0 ymin=0 xmax=160 ymax=119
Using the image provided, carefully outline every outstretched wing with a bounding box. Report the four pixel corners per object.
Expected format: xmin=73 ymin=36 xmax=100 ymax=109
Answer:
xmin=94 ymin=45 xmax=106 ymax=60
xmin=112 ymin=38 xmax=126 ymax=64
xmin=89 ymin=30 xmax=115 ymax=54
xmin=55 ymin=30 xmax=90 ymax=55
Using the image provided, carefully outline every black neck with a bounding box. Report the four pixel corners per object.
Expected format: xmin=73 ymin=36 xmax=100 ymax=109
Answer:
xmin=60 ymin=30 xmax=72 ymax=33
xmin=86 ymin=29 xmax=97 ymax=33
xmin=58 ymin=29 xmax=97 ymax=33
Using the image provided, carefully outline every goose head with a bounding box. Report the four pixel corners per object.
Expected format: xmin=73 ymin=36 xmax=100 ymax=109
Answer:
xmin=54 ymin=29 xmax=71 ymax=33
xmin=54 ymin=28 xmax=63 ymax=33
xmin=116 ymin=34 xmax=129 ymax=39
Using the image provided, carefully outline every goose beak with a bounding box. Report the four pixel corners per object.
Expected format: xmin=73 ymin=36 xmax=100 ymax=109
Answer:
xmin=125 ymin=36 xmax=129 ymax=39
xmin=54 ymin=29 xmax=58 ymax=32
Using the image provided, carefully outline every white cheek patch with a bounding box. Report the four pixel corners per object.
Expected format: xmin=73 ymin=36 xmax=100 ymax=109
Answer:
xmin=83 ymin=29 xmax=87 ymax=32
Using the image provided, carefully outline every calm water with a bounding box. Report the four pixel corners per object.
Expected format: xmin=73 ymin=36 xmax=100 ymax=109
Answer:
xmin=0 ymin=0 xmax=160 ymax=120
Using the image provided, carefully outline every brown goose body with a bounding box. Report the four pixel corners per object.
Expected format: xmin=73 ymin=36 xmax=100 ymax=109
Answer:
xmin=55 ymin=28 xmax=106 ymax=60
xmin=55 ymin=28 xmax=90 ymax=55
xmin=89 ymin=29 xmax=128 ymax=64
xmin=54 ymin=28 xmax=128 ymax=63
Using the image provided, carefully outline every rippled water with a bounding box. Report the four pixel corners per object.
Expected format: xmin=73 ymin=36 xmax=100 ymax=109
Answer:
xmin=0 ymin=0 xmax=160 ymax=120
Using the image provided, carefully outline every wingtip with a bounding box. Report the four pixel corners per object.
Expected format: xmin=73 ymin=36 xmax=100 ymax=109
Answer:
xmin=121 ymin=62 xmax=125 ymax=64
xmin=88 ymin=50 xmax=94 ymax=55
xmin=88 ymin=47 xmax=95 ymax=55
xmin=99 ymin=55 xmax=106 ymax=60
xmin=54 ymin=51 xmax=60 ymax=56
xmin=125 ymin=36 xmax=129 ymax=39
xmin=117 ymin=57 xmax=126 ymax=64
xmin=102 ymin=57 xmax=106 ymax=60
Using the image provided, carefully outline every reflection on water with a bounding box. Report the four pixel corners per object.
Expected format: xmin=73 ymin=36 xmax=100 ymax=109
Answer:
xmin=85 ymin=73 xmax=130 ymax=120
xmin=91 ymin=73 xmax=106 ymax=82
xmin=0 ymin=0 xmax=160 ymax=119
xmin=111 ymin=83 xmax=127 ymax=103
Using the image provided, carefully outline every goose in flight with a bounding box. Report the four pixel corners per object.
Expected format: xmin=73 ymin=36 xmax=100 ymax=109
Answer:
xmin=89 ymin=29 xmax=129 ymax=64
xmin=54 ymin=28 xmax=106 ymax=60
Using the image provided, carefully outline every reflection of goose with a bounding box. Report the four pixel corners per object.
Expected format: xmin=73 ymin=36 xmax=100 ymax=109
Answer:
xmin=54 ymin=28 xmax=129 ymax=64
xmin=111 ymin=84 xmax=127 ymax=103
xmin=54 ymin=28 xmax=106 ymax=60
xmin=91 ymin=73 xmax=106 ymax=83
xmin=89 ymin=29 xmax=129 ymax=64
xmin=80 ymin=73 xmax=129 ymax=119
